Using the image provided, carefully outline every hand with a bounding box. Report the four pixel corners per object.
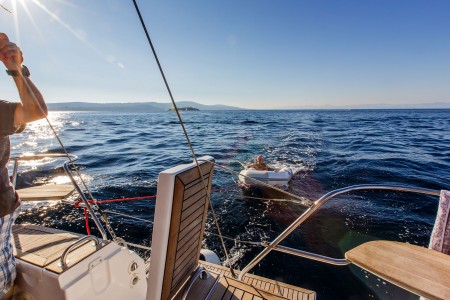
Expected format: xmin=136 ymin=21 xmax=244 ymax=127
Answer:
xmin=0 ymin=32 xmax=23 ymax=70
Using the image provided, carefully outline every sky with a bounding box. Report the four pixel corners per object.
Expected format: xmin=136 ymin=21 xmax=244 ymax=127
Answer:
xmin=0 ymin=0 xmax=449 ymax=109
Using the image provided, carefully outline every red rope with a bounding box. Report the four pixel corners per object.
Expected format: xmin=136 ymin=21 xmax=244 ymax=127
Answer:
xmin=74 ymin=185 xmax=241 ymax=208
xmin=83 ymin=207 xmax=91 ymax=235
xmin=75 ymin=195 xmax=156 ymax=208
xmin=77 ymin=185 xmax=240 ymax=233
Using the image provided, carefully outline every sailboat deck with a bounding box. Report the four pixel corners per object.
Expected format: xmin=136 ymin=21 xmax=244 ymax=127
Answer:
xmin=12 ymin=224 xmax=105 ymax=274
xmin=197 ymin=261 xmax=316 ymax=300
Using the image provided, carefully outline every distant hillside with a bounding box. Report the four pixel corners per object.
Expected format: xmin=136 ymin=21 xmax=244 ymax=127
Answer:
xmin=47 ymin=101 xmax=242 ymax=112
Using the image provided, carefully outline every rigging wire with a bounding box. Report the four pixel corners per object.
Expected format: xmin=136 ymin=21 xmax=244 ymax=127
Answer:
xmin=0 ymin=4 xmax=12 ymax=13
xmin=131 ymin=0 xmax=236 ymax=276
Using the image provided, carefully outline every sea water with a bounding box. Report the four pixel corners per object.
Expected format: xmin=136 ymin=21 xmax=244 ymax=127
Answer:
xmin=10 ymin=109 xmax=450 ymax=299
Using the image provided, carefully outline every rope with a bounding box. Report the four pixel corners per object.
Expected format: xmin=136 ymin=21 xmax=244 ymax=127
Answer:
xmin=83 ymin=207 xmax=91 ymax=235
xmin=75 ymin=195 xmax=156 ymax=207
xmin=126 ymin=242 xmax=151 ymax=251
xmin=211 ymin=186 xmax=240 ymax=192
xmin=103 ymin=210 xmax=153 ymax=223
xmin=13 ymin=62 xmax=118 ymax=241
xmin=205 ymin=232 xmax=263 ymax=247
xmin=131 ymin=0 xmax=236 ymax=277
xmin=241 ymin=195 xmax=309 ymax=205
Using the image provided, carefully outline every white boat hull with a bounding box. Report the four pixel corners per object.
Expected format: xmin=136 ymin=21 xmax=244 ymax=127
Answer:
xmin=238 ymin=167 xmax=293 ymax=188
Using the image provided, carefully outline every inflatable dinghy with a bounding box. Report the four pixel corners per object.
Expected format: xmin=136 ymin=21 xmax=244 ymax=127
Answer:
xmin=239 ymin=166 xmax=293 ymax=188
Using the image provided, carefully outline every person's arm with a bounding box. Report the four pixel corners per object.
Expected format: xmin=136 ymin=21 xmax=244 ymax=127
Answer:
xmin=0 ymin=33 xmax=47 ymax=125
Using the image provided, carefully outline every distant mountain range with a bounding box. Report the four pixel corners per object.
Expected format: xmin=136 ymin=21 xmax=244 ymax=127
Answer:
xmin=47 ymin=101 xmax=241 ymax=112
xmin=47 ymin=101 xmax=450 ymax=111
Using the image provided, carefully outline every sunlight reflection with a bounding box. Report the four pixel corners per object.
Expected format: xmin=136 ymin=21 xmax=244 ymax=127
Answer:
xmin=10 ymin=112 xmax=70 ymax=164
xmin=18 ymin=0 xmax=43 ymax=38
xmin=7 ymin=0 xmax=123 ymax=67
xmin=30 ymin=0 xmax=105 ymax=57
xmin=25 ymin=112 xmax=63 ymax=144
xmin=48 ymin=175 xmax=71 ymax=184
xmin=11 ymin=0 xmax=20 ymax=43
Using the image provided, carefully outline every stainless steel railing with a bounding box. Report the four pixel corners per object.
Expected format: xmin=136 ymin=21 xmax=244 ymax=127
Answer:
xmin=60 ymin=235 xmax=101 ymax=270
xmin=238 ymin=184 xmax=441 ymax=280
xmin=10 ymin=153 xmax=77 ymax=187
xmin=10 ymin=153 xmax=109 ymax=240
xmin=63 ymin=161 xmax=108 ymax=240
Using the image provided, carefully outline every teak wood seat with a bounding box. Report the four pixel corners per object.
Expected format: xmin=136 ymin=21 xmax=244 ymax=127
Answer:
xmin=346 ymin=240 xmax=450 ymax=300
xmin=147 ymin=156 xmax=216 ymax=300
xmin=16 ymin=184 xmax=75 ymax=201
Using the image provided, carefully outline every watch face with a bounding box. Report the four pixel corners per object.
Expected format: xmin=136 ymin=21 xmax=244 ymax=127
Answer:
xmin=22 ymin=65 xmax=30 ymax=77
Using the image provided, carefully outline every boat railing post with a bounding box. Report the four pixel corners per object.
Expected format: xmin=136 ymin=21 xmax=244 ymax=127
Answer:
xmin=10 ymin=153 xmax=77 ymax=188
xmin=238 ymin=195 xmax=329 ymax=280
xmin=63 ymin=161 xmax=109 ymax=240
xmin=9 ymin=153 xmax=108 ymax=240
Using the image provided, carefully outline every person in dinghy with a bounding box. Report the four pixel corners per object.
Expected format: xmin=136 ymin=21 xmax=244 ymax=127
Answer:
xmin=239 ymin=155 xmax=293 ymax=188
xmin=247 ymin=155 xmax=273 ymax=171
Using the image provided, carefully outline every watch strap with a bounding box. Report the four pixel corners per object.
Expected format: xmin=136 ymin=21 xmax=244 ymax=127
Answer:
xmin=6 ymin=65 xmax=30 ymax=77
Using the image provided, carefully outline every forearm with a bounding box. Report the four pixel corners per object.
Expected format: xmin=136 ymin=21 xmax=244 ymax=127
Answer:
xmin=13 ymin=74 xmax=47 ymax=124
xmin=0 ymin=33 xmax=47 ymax=125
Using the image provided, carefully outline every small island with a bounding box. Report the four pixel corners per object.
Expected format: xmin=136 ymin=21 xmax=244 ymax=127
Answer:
xmin=168 ymin=107 xmax=199 ymax=111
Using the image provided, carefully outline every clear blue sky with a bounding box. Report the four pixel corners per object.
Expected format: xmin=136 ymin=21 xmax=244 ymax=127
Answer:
xmin=1 ymin=0 xmax=449 ymax=109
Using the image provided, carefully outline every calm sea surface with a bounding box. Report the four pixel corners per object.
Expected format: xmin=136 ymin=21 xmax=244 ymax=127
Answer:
xmin=10 ymin=109 xmax=450 ymax=299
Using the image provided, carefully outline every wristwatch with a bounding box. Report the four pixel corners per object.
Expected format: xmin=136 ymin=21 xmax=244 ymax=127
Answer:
xmin=6 ymin=65 xmax=30 ymax=77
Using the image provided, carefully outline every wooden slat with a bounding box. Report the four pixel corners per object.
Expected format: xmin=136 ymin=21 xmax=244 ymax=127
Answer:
xmin=209 ymin=277 xmax=229 ymax=300
xmin=177 ymin=227 xmax=201 ymax=251
xmin=233 ymin=288 xmax=245 ymax=299
xmin=17 ymin=184 xmax=75 ymax=201
xmin=175 ymin=271 xmax=219 ymax=300
xmin=172 ymin=260 xmax=196 ymax=289
xmin=179 ymin=215 xmax=203 ymax=242
xmin=223 ymin=286 xmax=235 ymax=299
xmin=185 ymin=173 xmax=209 ymax=189
xmin=182 ymin=188 xmax=207 ymax=211
xmin=225 ymin=277 xmax=264 ymax=297
xmin=259 ymin=289 xmax=289 ymax=300
xmin=181 ymin=196 xmax=206 ymax=223
xmin=176 ymin=236 xmax=200 ymax=262
xmin=174 ymin=244 xmax=198 ymax=276
xmin=180 ymin=206 xmax=204 ymax=232
xmin=346 ymin=240 xmax=450 ymax=300
xmin=241 ymin=293 xmax=253 ymax=300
